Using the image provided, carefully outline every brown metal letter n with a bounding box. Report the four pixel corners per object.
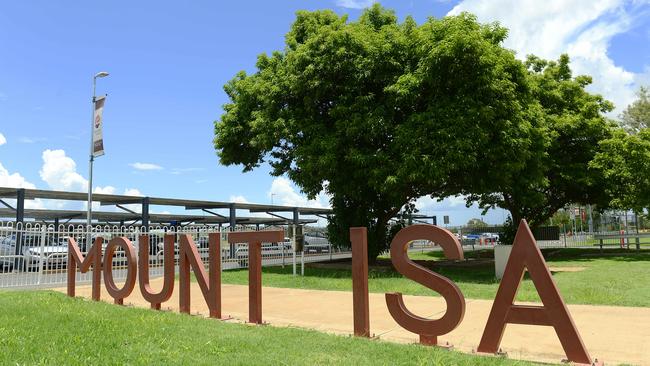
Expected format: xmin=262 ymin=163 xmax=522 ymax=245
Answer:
xmin=138 ymin=234 xmax=175 ymax=310
xmin=178 ymin=233 xmax=222 ymax=318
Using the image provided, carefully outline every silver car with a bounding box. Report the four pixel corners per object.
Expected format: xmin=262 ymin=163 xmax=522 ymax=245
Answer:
xmin=0 ymin=234 xmax=68 ymax=271
xmin=235 ymin=240 xmax=292 ymax=266
xmin=304 ymin=235 xmax=330 ymax=253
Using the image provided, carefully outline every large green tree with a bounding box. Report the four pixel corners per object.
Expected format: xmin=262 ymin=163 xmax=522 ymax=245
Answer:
xmin=214 ymin=5 xmax=542 ymax=261
xmin=620 ymin=87 xmax=650 ymax=135
xmin=591 ymin=128 xmax=650 ymax=211
xmin=590 ymin=89 xmax=650 ymax=215
xmin=466 ymin=55 xmax=615 ymax=242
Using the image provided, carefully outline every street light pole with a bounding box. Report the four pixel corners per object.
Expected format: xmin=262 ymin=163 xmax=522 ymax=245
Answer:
xmin=87 ymin=72 xmax=109 ymax=242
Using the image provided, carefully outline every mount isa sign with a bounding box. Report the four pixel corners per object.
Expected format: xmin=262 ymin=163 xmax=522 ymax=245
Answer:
xmin=67 ymin=220 xmax=600 ymax=365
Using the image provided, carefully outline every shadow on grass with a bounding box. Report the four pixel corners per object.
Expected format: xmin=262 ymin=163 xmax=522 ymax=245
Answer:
xmin=252 ymin=261 xmax=503 ymax=286
xmin=219 ymin=247 xmax=649 ymax=292
xmin=424 ymin=247 xmax=650 ymax=264
xmin=541 ymin=248 xmax=650 ymax=263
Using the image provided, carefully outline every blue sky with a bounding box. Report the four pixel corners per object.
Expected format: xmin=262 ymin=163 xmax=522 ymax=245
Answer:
xmin=0 ymin=0 xmax=648 ymax=225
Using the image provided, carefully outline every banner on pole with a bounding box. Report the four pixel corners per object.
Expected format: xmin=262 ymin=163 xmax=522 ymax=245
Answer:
xmin=92 ymin=96 xmax=106 ymax=157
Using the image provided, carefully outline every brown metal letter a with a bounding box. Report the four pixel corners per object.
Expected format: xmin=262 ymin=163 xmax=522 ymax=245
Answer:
xmin=477 ymin=220 xmax=594 ymax=365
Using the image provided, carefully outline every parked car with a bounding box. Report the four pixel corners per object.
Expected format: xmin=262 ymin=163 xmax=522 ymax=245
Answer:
xmin=304 ymin=235 xmax=330 ymax=253
xmin=234 ymin=239 xmax=292 ymax=266
xmin=0 ymin=234 xmax=68 ymax=271
xmin=481 ymin=232 xmax=500 ymax=242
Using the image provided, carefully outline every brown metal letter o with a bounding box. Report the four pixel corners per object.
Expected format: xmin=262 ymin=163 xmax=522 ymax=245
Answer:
xmin=386 ymin=224 xmax=465 ymax=342
xmin=103 ymin=237 xmax=137 ymax=305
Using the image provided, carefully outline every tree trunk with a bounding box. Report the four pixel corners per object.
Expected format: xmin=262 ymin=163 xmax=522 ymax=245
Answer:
xmin=368 ymin=218 xmax=388 ymax=265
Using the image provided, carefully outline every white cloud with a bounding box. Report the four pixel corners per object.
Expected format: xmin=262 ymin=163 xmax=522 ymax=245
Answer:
xmin=88 ymin=187 xmax=143 ymax=211
xmin=226 ymin=178 xmax=332 ymax=225
xmin=123 ymin=188 xmax=143 ymax=196
xmin=336 ymin=0 xmax=375 ymax=9
xmin=413 ymin=195 xmax=507 ymax=225
xmin=0 ymin=133 xmax=6 ymax=146
xmin=88 ymin=186 xmax=116 ymax=210
xmin=0 ymin=149 xmax=147 ymax=214
xmin=269 ymin=177 xmax=330 ymax=208
xmin=0 ymin=162 xmax=44 ymax=209
xmin=129 ymin=162 xmax=163 ymax=171
xmin=171 ymin=167 xmax=204 ymax=175
xmin=93 ymin=186 xmax=116 ymax=195
xmin=121 ymin=188 xmax=144 ymax=213
xmin=230 ymin=195 xmax=249 ymax=203
xmin=414 ymin=195 xmax=468 ymax=212
xmin=0 ymin=163 xmax=36 ymax=190
xmin=19 ymin=137 xmax=46 ymax=144
xmin=448 ymin=0 xmax=648 ymax=114
xmin=39 ymin=149 xmax=88 ymax=192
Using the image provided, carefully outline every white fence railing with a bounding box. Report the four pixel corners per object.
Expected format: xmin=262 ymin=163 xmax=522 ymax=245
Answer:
xmin=0 ymin=223 xmax=351 ymax=289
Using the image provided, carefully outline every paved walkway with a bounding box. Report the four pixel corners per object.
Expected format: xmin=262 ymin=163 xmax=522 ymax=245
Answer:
xmin=59 ymin=279 xmax=650 ymax=365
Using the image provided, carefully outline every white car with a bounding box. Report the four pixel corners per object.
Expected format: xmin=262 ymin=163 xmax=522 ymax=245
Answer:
xmin=235 ymin=240 xmax=292 ymax=266
xmin=0 ymin=234 xmax=68 ymax=271
xmin=304 ymin=235 xmax=330 ymax=253
xmin=481 ymin=233 xmax=500 ymax=242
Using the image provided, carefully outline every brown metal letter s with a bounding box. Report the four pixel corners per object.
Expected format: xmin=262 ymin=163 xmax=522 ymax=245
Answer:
xmin=386 ymin=224 xmax=465 ymax=346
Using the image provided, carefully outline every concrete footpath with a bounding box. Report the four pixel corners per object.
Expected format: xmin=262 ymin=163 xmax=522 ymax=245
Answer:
xmin=59 ymin=279 xmax=650 ymax=366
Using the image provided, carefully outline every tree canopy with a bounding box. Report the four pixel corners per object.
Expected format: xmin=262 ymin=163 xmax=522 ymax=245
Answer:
xmin=466 ymin=54 xmax=615 ymax=242
xmin=619 ymin=87 xmax=650 ymax=135
xmin=466 ymin=218 xmax=489 ymax=227
xmin=590 ymin=87 xmax=650 ymax=214
xmin=214 ymin=5 xmax=543 ymax=260
xmin=591 ymin=128 xmax=650 ymax=212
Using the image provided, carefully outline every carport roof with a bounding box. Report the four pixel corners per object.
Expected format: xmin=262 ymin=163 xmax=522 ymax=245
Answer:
xmin=0 ymin=187 xmax=332 ymax=215
xmin=0 ymin=208 xmax=317 ymax=225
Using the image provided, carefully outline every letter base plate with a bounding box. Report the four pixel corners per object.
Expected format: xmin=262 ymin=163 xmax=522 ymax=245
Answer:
xmin=419 ymin=335 xmax=453 ymax=350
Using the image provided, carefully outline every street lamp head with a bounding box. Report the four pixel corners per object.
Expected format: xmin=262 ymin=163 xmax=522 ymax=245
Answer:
xmin=95 ymin=71 xmax=110 ymax=78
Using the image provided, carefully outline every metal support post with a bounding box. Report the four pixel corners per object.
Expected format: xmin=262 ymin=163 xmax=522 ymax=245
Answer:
xmin=14 ymin=189 xmax=25 ymax=269
xmin=301 ymin=249 xmax=304 ymax=276
xmin=37 ymin=226 xmax=46 ymax=285
xmin=229 ymin=203 xmax=236 ymax=259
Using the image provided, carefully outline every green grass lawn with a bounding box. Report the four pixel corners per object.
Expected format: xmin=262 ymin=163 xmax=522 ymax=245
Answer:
xmin=0 ymin=291 xmax=535 ymax=366
xmin=220 ymin=248 xmax=650 ymax=307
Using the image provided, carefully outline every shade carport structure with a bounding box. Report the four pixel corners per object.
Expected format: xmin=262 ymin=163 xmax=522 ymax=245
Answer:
xmin=0 ymin=187 xmax=331 ymax=228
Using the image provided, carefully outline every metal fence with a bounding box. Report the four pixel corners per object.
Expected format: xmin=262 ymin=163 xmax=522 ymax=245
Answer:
xmin=3 ymin=221 xmax=646 ymax=289
xmin=448 ymin=224 xmax=650 ymax=250
xmin=0 ymin=222 xmax=351 ymax=289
